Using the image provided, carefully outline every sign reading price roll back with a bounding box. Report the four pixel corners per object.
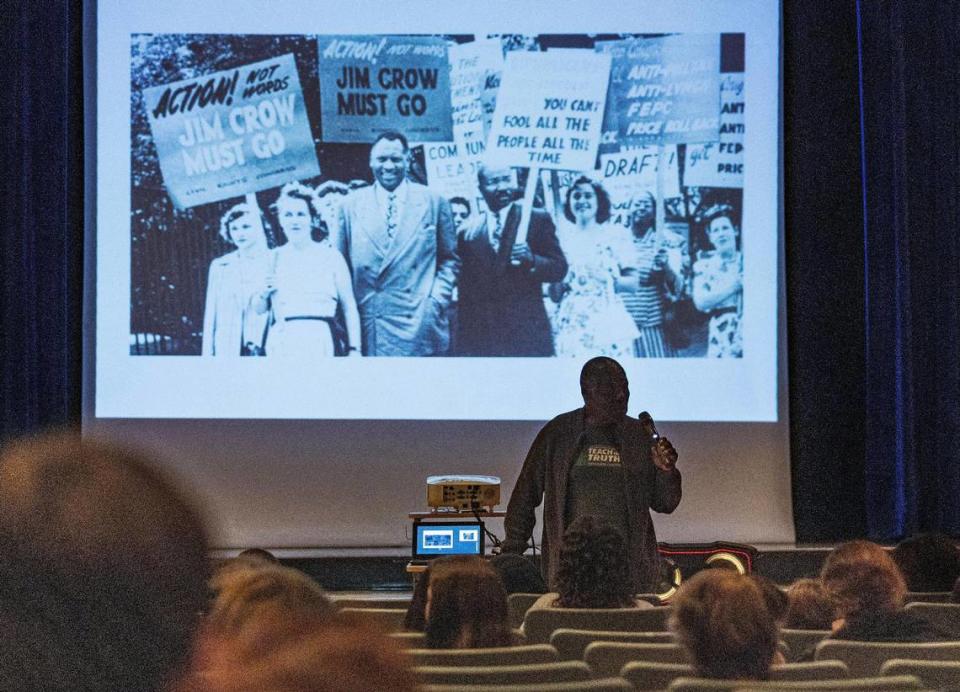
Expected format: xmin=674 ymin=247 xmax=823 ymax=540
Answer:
xmin=484 ymin=50 xmax=611 ymax=171
xmin=143 ymin=54 xmax=320 ymax=209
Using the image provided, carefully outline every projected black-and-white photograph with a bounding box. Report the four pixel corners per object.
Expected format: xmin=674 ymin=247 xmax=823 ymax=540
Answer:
xmin=130 ymin=32 xmax=746 ymax=359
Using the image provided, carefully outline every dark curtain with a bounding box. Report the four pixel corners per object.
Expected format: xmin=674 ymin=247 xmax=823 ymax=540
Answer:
xmin=0 ymin=0 xmax=84 ymax=442
xmin=857 ymin=0 xmax=960 ymax=538
xmin=786 ymin=0 xmax=960 ymax=540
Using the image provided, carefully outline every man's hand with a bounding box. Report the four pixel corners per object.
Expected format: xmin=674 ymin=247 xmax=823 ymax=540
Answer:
xmin=510 ymin=242 xmax=534 ymax=269
xmin=651 ymin=437 xmax=678 ymax=472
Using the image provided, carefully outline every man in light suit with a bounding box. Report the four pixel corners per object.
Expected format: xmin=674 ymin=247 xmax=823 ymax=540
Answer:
xmin=457 ymin=165 xmax=567 ymax=356
xmin=335 ymin=131 xmax=459 ymax=356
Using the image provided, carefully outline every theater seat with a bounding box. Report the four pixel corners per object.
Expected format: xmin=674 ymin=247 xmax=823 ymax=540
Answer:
xmin=880 ymin=659 xmax=960 ymax=689
xmin=338 ymin=607 xmax=406 ymax=632
xmin=523 ymin=606 xmax=671 ymax=644
xmin=509 ymin=593 xmax=545 ymax=629
xmin=584 ymin=641 xmax=689 ymax=677
xmin=419 ymin=678 xmax=634 ymax=692
xmin=778 ymin=628 xmax=831 ymax=661
xmin=667 ymin=674 xmax=924 ymax=690
xmin=414 ymin=660 xmax=592 ymax=686
xmin=903 ymin=601 xmax=960 ymax=634
xmin=405 ymin=643 xmax=558 ymax=667
xmin=814 ymin=639 xmax=960 ymax=677
xmin=549 ymin=627 xmax=675 ymax=660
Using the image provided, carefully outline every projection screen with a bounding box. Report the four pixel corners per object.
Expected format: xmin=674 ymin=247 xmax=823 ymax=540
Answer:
xmin=86 ymin=0 xmax=791 ymax=549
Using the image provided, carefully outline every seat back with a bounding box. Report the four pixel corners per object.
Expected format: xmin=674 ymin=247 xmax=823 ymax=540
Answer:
xmin=549 ymin=628 xmax=675 ymax=660
xmin=668 ymin=675 xmax=924 ymax=691
xmin=509 ymin=593 xmax=545 ymax=629
xmin=405 ymin=644 xmax=558 ymax=667
xmin=389 ymin=630 xmax=426 ymax=647
xmin=880 ymin=658 xmax=960 ymax=689
xmin=904 ymin=591 xmax=952 ymax=603
xmin=419 ymin=677 xmax=634 ymax=691
xmin=768 ymin=661 xmax=850 ymax=681
xmin=584 ymin=641 xmax=689 ymax=677
xmin=903 ymin=601 xmax=960 ymax=633
xmin=414 ymin=660 xmax=592 ymax=686
xmin=814 ymin=639 xmax=960 ymax=677
xmin=332 ymin=596 xmax=412 ymax=610
xmin=779 ymin=629 xmax=831 ymax=661
xmin=620 ymin=662 xmax=694 ymax=691
xmin=523 ymin=606 xmax=671 ymax=644
xmin=338 ymin=607 xmax=406 ymax=632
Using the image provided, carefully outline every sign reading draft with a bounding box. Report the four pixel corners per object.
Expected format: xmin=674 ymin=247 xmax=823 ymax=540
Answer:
xmin=144 ymin=54 xmax=319 ymax=208
xmin=318 ymin=35 xmax=453 ymax=143
xmin=484 ymin=50 xmax=610 ymax=171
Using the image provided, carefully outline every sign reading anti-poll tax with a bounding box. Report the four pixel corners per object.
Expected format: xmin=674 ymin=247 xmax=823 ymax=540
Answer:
xmin=144 ymin=54 xmax=319 ymax=209
xmin=484 ymin=50 xmax=610 ymax=171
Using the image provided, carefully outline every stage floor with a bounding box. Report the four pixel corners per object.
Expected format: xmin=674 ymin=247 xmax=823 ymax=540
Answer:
xmin=213 ymin=543 xmax=840 ymax=591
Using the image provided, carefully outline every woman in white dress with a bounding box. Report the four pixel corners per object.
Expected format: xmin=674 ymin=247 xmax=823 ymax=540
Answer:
xmin=551 ymin=176 xmax=639 ymax=358
xmin=201 ymin=202 xmax=274 ymax=356
xmin=258 ymin=182 xmax=360 ymax=357
xmin=692 ymin=204 xmax=743 ymax=358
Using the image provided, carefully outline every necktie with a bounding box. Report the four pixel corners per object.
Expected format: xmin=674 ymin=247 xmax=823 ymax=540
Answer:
xmin=386 ymin=192 xmax=397 ymax=239
xmin=491 ymin=211 xmax=502 ymax=252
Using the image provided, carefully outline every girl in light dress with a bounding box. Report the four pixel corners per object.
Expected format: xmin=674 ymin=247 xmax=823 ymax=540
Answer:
xmin=550 ymin=176 xmax=639 ymax=358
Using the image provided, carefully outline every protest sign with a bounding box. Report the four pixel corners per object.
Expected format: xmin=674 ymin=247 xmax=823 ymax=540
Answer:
xmin=449 ymin=39 xmax=502 ymax=158
xmin=598 ymin=34 xmax=721 ymax=147
xmin=318 ymin=35 xmax=453 ymax=143
xmin=599 ymin=146 xmax=679 ymax=227
xmin=420 ymin=140 xmax=481 ymax=204
xmin=484 ymin=50 xmax=610 ymax=171
xmin=684 ymin=74 xmax=744 ymax=188
xmin=143 ymin=54 xmax=320 ymax=209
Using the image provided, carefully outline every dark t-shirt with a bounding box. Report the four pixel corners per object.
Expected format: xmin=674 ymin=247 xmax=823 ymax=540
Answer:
xmin=565 ymin=425 xmax=629 ymax=539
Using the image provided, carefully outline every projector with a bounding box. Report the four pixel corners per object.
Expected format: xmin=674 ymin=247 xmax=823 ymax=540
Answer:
xmin=426 ymin=475 xmax=501 ymax=512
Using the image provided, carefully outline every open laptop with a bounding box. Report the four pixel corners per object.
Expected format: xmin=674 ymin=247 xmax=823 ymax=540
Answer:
xmin=411 ymin=520 xmax=485 ymax=563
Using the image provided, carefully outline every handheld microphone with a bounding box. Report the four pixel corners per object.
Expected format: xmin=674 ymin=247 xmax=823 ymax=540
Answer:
xmin=638 ymin=411 xmax=660 ymax=441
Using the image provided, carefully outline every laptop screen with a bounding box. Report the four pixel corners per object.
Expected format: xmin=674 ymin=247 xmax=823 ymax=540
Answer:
xmin=412 ymin=521 xmax=484 ymax=559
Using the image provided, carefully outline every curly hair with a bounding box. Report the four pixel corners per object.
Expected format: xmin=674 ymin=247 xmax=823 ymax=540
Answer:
xmin=218 ymin=202 xmax=268 ymax=245
xmin=424 ymin=556 xmax=511 ymax=649
xmin=272 ymin=181 xmax=328 ymax=243
xmin=670 ymin=569 xmax=778 ymax=680
xmin=553 ymin=516 xmax=634 ymax=608
xmin=784 ymin=578 xmax=836 ymax=630
xmin=821 ymin=540 xmax=906 ymax=618
xmin=563 ymin=176 xmax=612 ymax=225
xmin=891 ymin=533 xmax=960 ymax=592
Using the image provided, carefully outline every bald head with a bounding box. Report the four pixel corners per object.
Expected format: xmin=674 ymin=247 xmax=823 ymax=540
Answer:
xmin=580 ymin=358 xmax=629 ymax=426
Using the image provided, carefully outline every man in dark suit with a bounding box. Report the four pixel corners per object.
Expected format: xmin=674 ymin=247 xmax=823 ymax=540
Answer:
xmin=456 ymin=165 xmax=567 ymax=356
xmin=335 ymin=130 xmax=459 ymax=356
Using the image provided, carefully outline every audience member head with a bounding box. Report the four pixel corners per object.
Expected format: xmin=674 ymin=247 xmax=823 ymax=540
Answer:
xmin=195 ymin=621 xmax=416 ymax=692
xmin=424 ymin=556 xmax=511 ymax=649
xmin=237 ymin=547 xmax=280 ymax=564
xmin=891 ymin=532 xmax=960 ymax=593
xmin=489 ymin=553 xmax=547 ymax=594
xmin=783 ymin=578 xmax=836 ymax=630
xmin=580 ymin=357 xmax=629 ymax=427
xmin=670 ymin=569 xmax=779 ymax=680
xmin=206 ymin=562 xmax=336 ymax=642
xmin=553 ymin=515 xmax=634 ymax=608
xmin=477 ymin=163 xmax=519 ymax=213
xmin=821 ymin=540 xmax=906 ymax=621
xmin=0 ymin=432 xmax=210 ymax=691
xmin=403 ymin=559 xmax=436 ymax=632
xmin=750 ymin=574 xmax=789 ymax=625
